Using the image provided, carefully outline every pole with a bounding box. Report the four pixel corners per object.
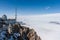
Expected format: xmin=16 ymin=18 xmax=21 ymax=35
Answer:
xmin=15 ymin=8 xmax=17 ymax=21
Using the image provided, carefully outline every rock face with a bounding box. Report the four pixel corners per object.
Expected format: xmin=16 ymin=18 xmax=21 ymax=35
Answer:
xmin=12 ymin=23 xmax=41 ymax=40
xmin=0 ymin=23 xmax=41 ymax=40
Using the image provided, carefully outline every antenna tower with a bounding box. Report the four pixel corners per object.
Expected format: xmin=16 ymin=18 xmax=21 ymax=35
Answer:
xmin=15 ymin=8 xmax=17 ymax=21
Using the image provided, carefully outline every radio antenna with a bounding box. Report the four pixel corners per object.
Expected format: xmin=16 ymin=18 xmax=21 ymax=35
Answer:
xmin=15 ymin=8 xmax=17 ymax=21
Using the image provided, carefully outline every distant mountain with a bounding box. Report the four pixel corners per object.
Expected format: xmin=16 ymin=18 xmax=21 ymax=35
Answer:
xmin=50 ymin=21 xmax=60 ymax=25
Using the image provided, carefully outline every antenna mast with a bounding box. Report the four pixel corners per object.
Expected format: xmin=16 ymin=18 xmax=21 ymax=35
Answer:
xmin=15 ymin=8 xmax=17 ymax=21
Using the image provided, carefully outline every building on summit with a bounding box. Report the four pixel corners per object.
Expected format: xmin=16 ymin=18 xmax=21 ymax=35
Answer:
xmin=0 ymin=15 xmax=16 ymax=26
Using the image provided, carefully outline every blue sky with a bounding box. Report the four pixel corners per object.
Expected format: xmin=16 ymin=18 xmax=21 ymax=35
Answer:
xmin=0 ymin=0 xmax=60 ymax=16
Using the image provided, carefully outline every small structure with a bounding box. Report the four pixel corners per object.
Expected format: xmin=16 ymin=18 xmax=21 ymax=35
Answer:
xmin=0 ymin=15 xmax=16 ymax=26
xmin=2 ymin=14 xmax=7 ymax=21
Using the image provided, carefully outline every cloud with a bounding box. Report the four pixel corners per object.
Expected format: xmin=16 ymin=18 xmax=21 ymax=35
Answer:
xmin=45 ymin=6 xmax=50 ymax=10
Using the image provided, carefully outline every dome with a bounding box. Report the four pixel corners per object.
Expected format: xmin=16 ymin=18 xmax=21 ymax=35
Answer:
xmin=2 ymin=14 xmax=7 ymax=20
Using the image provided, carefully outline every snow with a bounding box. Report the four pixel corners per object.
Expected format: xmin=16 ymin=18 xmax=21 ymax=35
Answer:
xmin=17 ymin=13 xmax=60 ymax=40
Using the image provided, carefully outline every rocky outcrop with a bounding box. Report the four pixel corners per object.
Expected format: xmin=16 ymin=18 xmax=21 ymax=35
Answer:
xmin=0 ymin=23 xmax=41 ymax=40
xmin=12 ymin=23 xmax=41 ymax=40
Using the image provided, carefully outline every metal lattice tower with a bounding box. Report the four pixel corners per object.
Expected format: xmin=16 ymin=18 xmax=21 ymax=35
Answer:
xmin=15 ymin=8 xmax=17 ymax=21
